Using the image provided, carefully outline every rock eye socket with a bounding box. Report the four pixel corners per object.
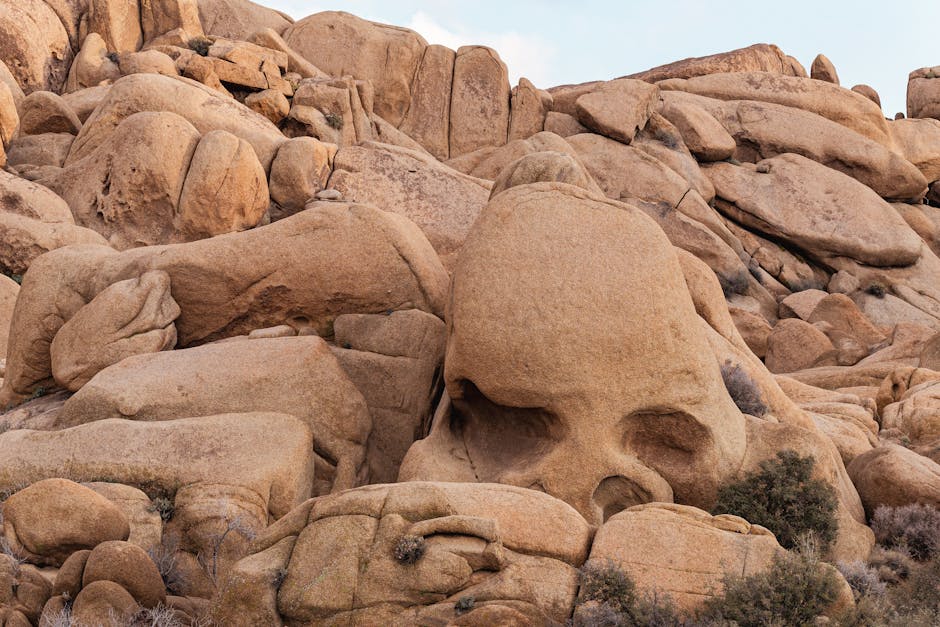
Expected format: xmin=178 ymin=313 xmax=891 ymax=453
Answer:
xmin=450 ymin=381 xmax=564 ymax=478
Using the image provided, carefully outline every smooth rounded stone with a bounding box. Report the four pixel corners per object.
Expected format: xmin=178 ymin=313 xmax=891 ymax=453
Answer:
xmin=890 ymin=117 xmax=940 ymax=183
xmin=0 ymin=414 xmax=314 ymax=525
xmin=0 ymin=81 xmax=16 ymax=148
xmin=0 ymin=0 xmax=73 ymax=93
xmin=177 ymin=130 xmax=269 ymax=241
xmin=466 ymin=131 xmax=577 ymax=181
xmin=244 ymin=88 xmax=290 ymax=124
xmin=328 ymin=142 xmax=490 ymax=271
xmin=268 ymin=136 xmax=335 ymax=213
xmin=449 ymin=45 xmax=511 ymax=158
xmin=71 ymin=580 xmax=140 ymax=626
xmin=0 ymin=169 xmax=73 ymax=223
xmin=67 ymin=73 xmax=286 ymax=171
xmin=62 ymin=85 xmax=113 ymax=123
xmin=52 ymin=550 xmax=91 ymax=599
xmin=87 ymin=0 xmax=142 ymax=53
xmin=881 ymin=380 xmax=940 ymax=447
xmin=209 ymin=536 xmax=294 ymax=626
xmin=729 ymin=307 xmax=772 ymax=358
xmin=64 ymin=33 xmax=121 ymax=94
xmin=626 ymin=43 xmax=803 ymax=83
xmin=50 ymin=111 xmax=201 ymax=249
xmin=283 ymin=11 xmax=427 ymax=127
xmin=59 ymin=336 xmax=371 ymax=496
xmin=490 ymin=151 xmax=603 ymax=198
xmin=83 ymin=541 xmax=166 ymax=608
xmin=508 ymin=78 xmax=552 ymax=142
xmin=807 ymin=294 xmax=886 ymax=350
xmin=589 ymin=503 xmax=785 ymax=611
xmin=765 ymin=318 xmax=838 ymax=374
xmin=2 ymin=479 xmax=130 ymax=567
xmin=633 ymin=112 xmax=716 ymax=202
xmin=0 ymin=211 xmax=108 ymax=275
xmin=3 ymin=558 xmax=53 ymax=624
xmin=876 ymin=367 xmax=940 ymax=415
xmin=852 ymin=84 xmax=881 ymax=107
xmin=116 ymin=49 xmax=179 ymax=78
xmin=398 ymin=44 xmax=455 ymax=160
xmin=574 ymin=78 xmax=658 ymax=144
xmin=847 ymin=444 xmax=940 ymax=516
xmin=0 ymin=274 xmax=17 ymax=358
xmin=706 ymin=154 xmax=923 ymax=267
xmin=660 ymin=71 xmax=893 ymax=148
xmin=401 ymin=182 xmax=750 ymax=521
xmin=6 ymin=134 xmax=75 ymax=169
xmin=660 ymin=97 xmax=736 ymax=161
xmin=670 ymin=92 xmax=928 ymax=200
xmin=50 ymin=271 xmax=179 ymax=392
xmin=248 ymin=28 xmax=329 ymax=80
xmin=139 ymin=0 xmax=203 ymax=42
xmin=907 ymin=66 xmax=940 ymax=120
xmin=829 ymin=271 xmax=861 ymax=295
xmin=779 ymin=289 xmax=829 ymax=320
xmin=199 ymin=0 xmax=292 ymax=40
xmin=1 ymin=204 xmax=447 ymax=400
xmin=267 ymin=482 xmax=590 ymax=625
xmin=544 ymin=111 xmax=588 ymax=137
xmin=811 ymin=53 xmax=840 ymax=84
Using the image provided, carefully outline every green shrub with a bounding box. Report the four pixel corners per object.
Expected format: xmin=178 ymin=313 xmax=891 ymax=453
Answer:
xmin=867 ymin=546 xmax=914 ymax=584
xmin=711 ymin=450 xmax=838 ymax=550
xmin=699 ymin=549 xmax=841 ymax=627
xmin=865 ymin=283 xmax=887 ymax=298
xmin=837 ymin=560 xmax=886 ymax=599
xmin=573 ymin=561 xmax=691 ymax=626
xmin=577 ymin=559 xmax=636 ymax=615
xmin=324 ymin=112 xmax=344 ymax=130
xmin=187 ymin=36 xmax=213 ymax=57
xmin=455 ymin=595 xmax=475 ymax=616
xmin=148 ymin=496 xmax=175 ymax=522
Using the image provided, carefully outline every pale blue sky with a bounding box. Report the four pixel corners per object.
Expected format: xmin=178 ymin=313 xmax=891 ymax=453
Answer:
xmin=267 ymin=1 xmax=940 ymax=118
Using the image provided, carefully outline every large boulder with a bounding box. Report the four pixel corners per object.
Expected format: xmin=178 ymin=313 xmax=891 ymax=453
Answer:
xmin=705 ymin=154 xmax=923 ymax=267
xmin=0 ymin=273 xmax=17 ymax=358
xmin=58 ymin=336 xmax=372 ymax=495
xmin=667 ymin=92 xmax=928 ymax=200
xmin=87 ymin=0 xmax=142 ymax=53
xmin=660 ymin=72 xmax=894 ymax=148
xmin=588 ymin=503 xmax=784 ymax=611
xmin=890 ymin=117 xmax=940 ymax=184
xmin=627 ymin=43 xmax=804 ymax=82
xmin=66 ymin=73 xmax=286 ymax=171
xmin=197 ymin=0 xmax=292 ymax=40
xmin=282 ymin=11 xmax=427 ymax=127
xmin=0 ymin=211 xmax=109 ymax=275
xmin=448 ymin=45 xmax=510 ymax=158
xmin=81 ymin=540 xmax=166 ymax=608
xmin=1 ymin=203 xmax=448 ymax=400
xmin=907 ymin=66 xmax=940 ymax=120
xmin=398 ymin=44 xmax=455 ymax=160
xmin=2 ymin=479 xmax=130 ymax=567
xmin=0 ymin=0 xmax=73 ymax=93
xmin=0 ymin=170 xmax=73 ymax=223
xmin=328 ymin=142 xmax=490 ymax=270
xmin=49 ymin=270 xmax=179 ymax=392
xmin=574 ymin=78 xmax=658 ymax=144
xmin=847 ymin=444 xmax=940 ymax=516
xmin=213 ymin=482 xmax=591 ymax=625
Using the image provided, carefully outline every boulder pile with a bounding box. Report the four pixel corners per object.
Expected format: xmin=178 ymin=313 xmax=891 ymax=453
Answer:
xmin=0 ymin=1 xmax=939 ymax=624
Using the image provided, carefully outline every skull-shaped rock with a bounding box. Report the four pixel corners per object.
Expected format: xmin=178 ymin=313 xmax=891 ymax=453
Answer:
xmin=401 ymin=182 xmax=749 ymax=523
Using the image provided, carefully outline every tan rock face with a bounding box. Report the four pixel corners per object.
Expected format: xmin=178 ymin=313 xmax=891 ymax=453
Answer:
xmin=67 ymin=73 xmax=286 ymax=171
xmin=177 ymin=129 xmax=269 ymax=241
xmin=329 ymin=142 xmax=490 ymax=270
xmin=82 ymin=540 xmax=166 ymax=608
xmin=402 ymin=183 xmax=749 ymax=522
xmin=449 ymin=46 xmax=511 ymax=158
xmin=283 ymin=11 xmax=427 ymax=127
xmin=660 ymin=97 xmax=736 ymax=162
xmin=848 ymin=444 xmax=940 ymax=515
xmin=1 ymin=203 xmax=447 ymax=399
xmin=50 ymin=270 xmax=179 ymax=392
xmin=268 ymin=136 xmax=334 ymax=214
xmin=198 ymin=0 xmax=292 ymax=40
xmin=908 ymin=66 xmax=940 ymax=120
xmin=0 ymin=212 xmax=109 ymax=275
xmin=811 ymin=53 xmax=840 ymax=84
xmin=0 ymin=0 xmax=73 ymax=93
xmin=660 ymin=72 xmax=893 ymax=148
xmin=71 ymin=580 xmax=140 ymax=626
xmin=226 ymin=482 xmax=591 ymax=625
xmin=59 ymin=336 xmax=372 ymax=495
xmin=2 ymin=479 xmax=130 ymax=567
xmin=627 ymin=43 xmax=803 ymax=82
xmin=65 ymin=33 xmax=121 ymax=94
xmin=766 ymin=318 xmax=838 ymax=374
xmin=589 ymin=504 xmax=784 ymax=611
xmin=399 ymin=44 xmax=455 ymax=161
xmin=0 ymin=273 xmax=17 ymax=358
xmin=575 ymin=78 xmax=659 ymax=145
xmin=706 ymin=154 xmax=923 ymax=267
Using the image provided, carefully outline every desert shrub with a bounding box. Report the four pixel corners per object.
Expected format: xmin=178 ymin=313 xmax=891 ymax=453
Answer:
xmin=130 ymin=604 xmax=185 ymax=627
xmin=711 ymin=450 xmax=839 ymax=550
xmin=720 ymin=361 xmax=768 ymax=417
xmin=187 ymin=37 xmax=212 ymax=57
xmin=865 ymin=283 xmax=887 ymax=298
xmin=573 ymin=561 xmax=691 ymax=627
xmin=718 ymin=271 xmax=749 ymax=297
xmin=148 ymin=496 xmax=175 ymax=522
xmin=393 ymin=535 xmax=426 ymax=565
xmin=148 ymin=535 xmax=184 ymax=595
xmin=871 ymin=504 xmax=940 ymax=560
xmin=455 ymin=595 xmax=475 ymax=616
xmin=837 ymin=561 xmax=886 ymax=599
xmin=867 ymin=546 xmax=914 ymax=584
xmin=699 ymin=549 xmax=840 ymax=627
xmin=887 ymin=556 xmax=940 ymax=621
xmin=39 ymin=607 xmax=73 ymax=627
xmin=1 ymin=269 xmax=21 ymax=284
xmin=324 ymin=112 xmax=344 ymax=130
xmin=272 ymin=567 xmax=288 ymax=589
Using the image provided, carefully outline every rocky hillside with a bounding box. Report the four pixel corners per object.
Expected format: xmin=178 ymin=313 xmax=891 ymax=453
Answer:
xmin=0 ymin=1 xmax=939 ymax=625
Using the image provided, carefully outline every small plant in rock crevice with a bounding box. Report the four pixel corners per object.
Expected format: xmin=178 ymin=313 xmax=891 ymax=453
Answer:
xmin=323 ymin=111 xmax=344 ymax=130
xmin=393 ymin=534 xmax=426 ymax=565
xmin=148 ymin=496 xmax=175 ymax=522
xmin=719 ymin=361 xmax=768 ymax=417
xmin=455 ymin=595 xmax=475 ymax=615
